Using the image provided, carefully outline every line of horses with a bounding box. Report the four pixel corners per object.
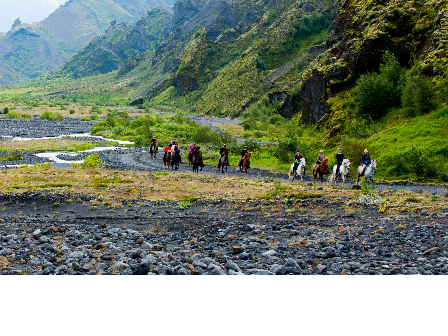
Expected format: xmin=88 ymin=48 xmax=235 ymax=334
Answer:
xmin=148 ymin=145 xmax=376 ymax=183
xmin=289 ymin=157 xmax=377 ymax=185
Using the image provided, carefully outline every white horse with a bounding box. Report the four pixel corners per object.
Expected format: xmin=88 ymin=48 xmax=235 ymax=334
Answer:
xmin=289 ymin=158 xmax=306 ymax=182
xmin=357 ymin=160 xmax=377 ymax=184
xmin=330 ymin=159 xmax=351 ymax=184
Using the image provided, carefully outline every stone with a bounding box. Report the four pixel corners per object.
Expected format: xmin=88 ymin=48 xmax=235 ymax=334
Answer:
xmin=49 ymin=226 xmax=58 ymax=233
xmin=38 ymin=236 xmax=49 ymax=244
xmin=270 ymin=264 xmax=287 ymax=275
xmin=141 ymin=242 xmax=153 ymax=250
xmin=177 ymin=268 xmax=191 ymax=275
xmin=93 ymin=243 xmax=107 ymax=250
xmin=290 ymin=239 xmax=309 ymax=248
xmin=152 ymin=244 xmax=163 ymax=251
xmin=262 ymin=250 xmax=277 ymax=257
xmin=312 ymin=259 xmax=321 ymax=267
xmin=252 ymin=270 xmax=275 ymax=275
xmin=422 ymin=247 xmax=441 ymax=256
xmin=339 ymin=269 xmax=347 ymax=275
xmin=133 ymin=264 xmax=149 ymax=275
xmin=238 ymin=252 xmax=253 ymax=261
xmin=0 ymin=256 xmax=9 ymax=269
xmin=182 ymin=263 xmax=195 ymax=272
xmin=208 ymin=264 xmax=226 ymax=275
xmin=32 ymin=229 xmax=42 ymax=239
xmin=232 ymin=246 xmax=243 ymax=254
xmin=228 ymin=270 xmax=244 ymax=275
xmin=226 ymin=260 xmax=242 ymax=273
xmin=284 ymin=258 xmax=302 ymax=274
xmin=154 ymin=265 xmax=171 ymax=275
xmin=137 ymin=237 xmax=144 ymax=244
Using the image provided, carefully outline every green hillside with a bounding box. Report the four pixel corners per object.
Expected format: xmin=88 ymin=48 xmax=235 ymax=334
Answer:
xmin=0 ymin=0 xmax=176 ymax=84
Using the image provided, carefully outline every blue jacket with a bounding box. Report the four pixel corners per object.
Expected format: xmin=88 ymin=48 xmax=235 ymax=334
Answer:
xmin=295 ymin=154 xmax=302 ymax=161
xmin=362 ymin=154 xmax=371 ymax=165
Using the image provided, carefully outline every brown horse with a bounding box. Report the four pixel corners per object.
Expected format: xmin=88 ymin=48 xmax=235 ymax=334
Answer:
xmin=312 ymin=157 xmax=330 ymax=183
xmin=238 ymin=152 xmax=252 ymax=176
xmin=163 ymin=151 xmax=172 ymax=169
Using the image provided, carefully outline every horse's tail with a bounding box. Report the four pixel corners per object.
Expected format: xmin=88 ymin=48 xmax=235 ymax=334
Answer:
xmin=289 ymin=169 xmax=293 ymax=179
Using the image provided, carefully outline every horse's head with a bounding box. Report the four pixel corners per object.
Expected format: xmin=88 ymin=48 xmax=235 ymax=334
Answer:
xmin=371 ymin=160 xmax=377 ymax=170
xmin=301 ymin=158 xmax=306 ymax=166
xmin=246 ymin=152 xmax=252 ymax=159
xmin=344 ymin=159 xmax=351 ymax=169
xmin=322 ymin=157 xmax=329 ymax=167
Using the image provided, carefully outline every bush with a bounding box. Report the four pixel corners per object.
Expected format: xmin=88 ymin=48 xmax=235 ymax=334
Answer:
xmin=41 ymin=111 xmax=63 ymax=121
xmin=353 ymin=52 xmax=405 ymax=120
xmin=69 ymin=109 xmax=75 ymax=114
xmin=2 ymin=107 xmax=8 ymax=114
xmin=5 ymin=112 xmax=31 ymax=120
xmin=70 ymin=154 xmax=107 ymax=169
xmin=402 ymin=66 xmax=437 ymax=116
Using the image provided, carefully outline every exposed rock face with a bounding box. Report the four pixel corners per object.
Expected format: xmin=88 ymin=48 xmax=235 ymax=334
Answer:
xmin=172 ymin=28 xmax=209 ymax=95
xmin=299 ymin=70 xmax=328 ymax=124
xmin=11 ymin=18 xmax=21 ymax=30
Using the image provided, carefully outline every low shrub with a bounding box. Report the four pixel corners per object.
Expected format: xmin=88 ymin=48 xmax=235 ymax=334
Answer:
xmin=41 ymin=111 xmax=63 ymax=121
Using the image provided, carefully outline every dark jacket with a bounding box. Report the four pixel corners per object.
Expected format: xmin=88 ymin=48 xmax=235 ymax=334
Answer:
xmin=336 ymin=153 xmax=344 ymax=164
xmin=220 ymin=147 xmax=228 ymax=155
xmin=295 ymin=154 xmax=302 ymax=161
xmin=241 ymin=149 xmax=247 ymax=157
xmin=362 ymin=154 xmax=371 ymax=165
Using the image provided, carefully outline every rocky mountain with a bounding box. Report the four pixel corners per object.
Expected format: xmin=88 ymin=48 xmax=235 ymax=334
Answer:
xmin=49 ymin=0 xmax=335 ymax=117
xmin=55 ymin=7 xmax=173 ymax=78
xmin=0 ymin=0 xmax=176 ymax=85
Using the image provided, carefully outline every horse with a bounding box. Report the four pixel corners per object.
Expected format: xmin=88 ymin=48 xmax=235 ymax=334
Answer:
xmin=312 ymin=157 xmax=330 ymax=184
xmin=330 ymin=159 xmax=351 ymax=184
xmin=357 ymin=160 xmax=377 ymax=185
xmin=163 ymin=151 xmax=172 ymax=169
xmin=192 ymin=151 xmax=204 ymax=173
xmin=238 ymin=152 xmax=252 ymax=176
xmin=289 ymin=158 xmax=306 ymax=182
xmin=217 ymin=151 xmax=229 ymax=173
xmin=171 ymin=151 xmax=181 ymax=170
xmin=150 ymin=144 xmax=158 ymax=159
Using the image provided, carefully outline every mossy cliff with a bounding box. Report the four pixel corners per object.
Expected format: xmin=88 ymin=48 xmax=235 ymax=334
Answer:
xmin=298 ymin=0 xmax=448 ymax=125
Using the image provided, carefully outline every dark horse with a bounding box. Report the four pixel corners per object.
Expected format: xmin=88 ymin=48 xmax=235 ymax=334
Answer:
xmin=150 ymin=144 xmax=158 ymax=159
xmin=192 ymin=150 xmax=204 ymax=173
xmin=312 ymin=157 xmax=330 ymax=184
xmin=171 ymin=151 xmax=181 ymax=170
xmin=217 ymin=151 xmax=229 ymax=173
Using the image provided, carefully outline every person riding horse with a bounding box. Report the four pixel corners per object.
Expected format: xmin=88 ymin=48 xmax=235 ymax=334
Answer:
xmin=293 ymin=149 xmax=302 ymax=175
xmin=171 ymin=143 xmax=181 ymax=168
xmin=336 ymin=148 xmax=344 ymax=179
xmin=238 ymin=146 xmax=250 ymax=168
xmin=361 ymin=149 xmax=371 ymax=176
xmin=316 ymin=150 xmax=325 ymax=172
xmin=163 ymin=143 xmax=171 ymax=163
xmin=151 ymin=136 xmax=157 ymax=147
xmin=218 ymin=144 xmax=229 ymax=172
xmin=189 ymin=143 xmax=197 ymax=165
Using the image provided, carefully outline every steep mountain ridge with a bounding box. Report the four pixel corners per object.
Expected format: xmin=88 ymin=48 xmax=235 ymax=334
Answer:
xmin=0 ymin=0 xmax=175 ymax=85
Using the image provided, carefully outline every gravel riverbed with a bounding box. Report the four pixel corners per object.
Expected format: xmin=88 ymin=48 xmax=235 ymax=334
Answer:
xmin=1 ymin=193 xmax=448 ymax=275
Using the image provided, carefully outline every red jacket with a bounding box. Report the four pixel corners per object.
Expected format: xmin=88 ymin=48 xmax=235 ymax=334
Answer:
xmin=164 ymin=146 xmax=171 ymax=153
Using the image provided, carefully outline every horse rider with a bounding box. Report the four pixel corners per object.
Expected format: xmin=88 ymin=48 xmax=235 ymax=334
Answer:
xmin=316 ymin=149 xmax=325 ymax=172
xmin=220 ymin=144 xmax=228 ymax=156
xmin=293 ymin=149 xmax=302 ymax=174
xmin=239 ymin=146 xmax=250 ymax=167
xmin=361 ymin=149 xmax=371 ymax=176
xmin=172 ymin=138 xmax=178 ymax=146
xmin=151 ymin=136 xmax=157 ymax=150
xmin=336 ymin=148 xmax=344 ymax=178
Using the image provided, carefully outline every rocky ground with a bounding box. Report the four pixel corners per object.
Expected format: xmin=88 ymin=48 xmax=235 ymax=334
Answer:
xmin=1 ymin=193 xmax=448 ymax=275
